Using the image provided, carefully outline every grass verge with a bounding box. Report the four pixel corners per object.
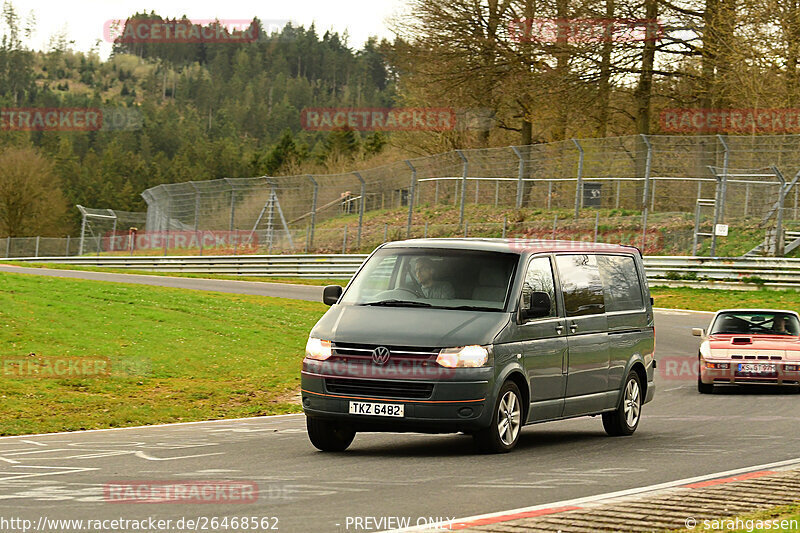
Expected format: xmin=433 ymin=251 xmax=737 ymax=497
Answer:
xmin=650 ymin=286 xmax=800 ymax=312
xmin=0 ymin=272 xmax=327 ymax=435
xmin=1 ymin=261 xmax=346 ymax=286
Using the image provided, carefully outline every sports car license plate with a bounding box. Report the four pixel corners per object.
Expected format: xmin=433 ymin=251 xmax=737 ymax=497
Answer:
xmin=737 ymin=363 xmax=776 ymax=374
xmin=349 ymin=401 xmax=404 ymax=417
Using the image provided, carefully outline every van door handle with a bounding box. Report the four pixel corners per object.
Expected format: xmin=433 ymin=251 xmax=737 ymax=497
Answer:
xmin=569 ymin=323 xmax=578 ymax=333
xmin=555 ymin=325 xmax=564 ymax=334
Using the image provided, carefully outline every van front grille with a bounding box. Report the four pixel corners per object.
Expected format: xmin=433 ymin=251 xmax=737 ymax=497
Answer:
xmin=325 ymin=378 xmax=434 ymax=399
xmin=332 ymin=342 xmax=440 ymax=362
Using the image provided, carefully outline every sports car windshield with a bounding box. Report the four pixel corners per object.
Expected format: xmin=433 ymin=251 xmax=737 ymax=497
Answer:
xmin=339 ymin=248 xmax=518 ymax=311
xmin=710 ymin=312 xmax=800 ymax=336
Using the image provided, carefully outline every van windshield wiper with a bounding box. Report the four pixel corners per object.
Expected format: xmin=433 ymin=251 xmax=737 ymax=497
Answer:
xmin=435 ymin=305 xmax=503 ymax=312
xmin=360 ymin=299 xmax=432 ymax=308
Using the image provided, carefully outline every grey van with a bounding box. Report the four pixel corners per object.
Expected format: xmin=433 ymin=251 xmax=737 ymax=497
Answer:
xmin=301 ymin=239 xmax=656 ymax=453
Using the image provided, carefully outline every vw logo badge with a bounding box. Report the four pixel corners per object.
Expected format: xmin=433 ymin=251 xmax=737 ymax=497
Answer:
xmin=372 ymin=346 xmax=391 ymax=366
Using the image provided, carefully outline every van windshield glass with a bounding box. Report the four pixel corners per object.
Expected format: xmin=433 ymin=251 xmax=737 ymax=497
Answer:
xmin=340 ymin=248 xmax=519 ymax=311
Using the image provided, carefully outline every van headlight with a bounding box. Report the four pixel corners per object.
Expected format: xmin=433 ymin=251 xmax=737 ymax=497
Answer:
xmin=436 ymin=345 xmax=489 ymax=368
xmin=305 ymin=338 xmax=332 ymax=360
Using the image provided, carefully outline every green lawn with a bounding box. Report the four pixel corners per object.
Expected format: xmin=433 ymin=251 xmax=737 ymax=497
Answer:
xmin=0 ymin=272 xmax=327 ymax=435
xmin=3 ymin=269 xmax=800 ymax=437
xmin=650 ymin=286 xmax=800 ymax=312
xmin=2 ymin=261 xmax=346 ymax=286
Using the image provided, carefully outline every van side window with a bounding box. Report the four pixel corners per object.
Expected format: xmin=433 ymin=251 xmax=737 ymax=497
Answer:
xmin=555 ymin=254 xmax=605 ymax=317
xmin=522 ymin=256 xmax=557 ymax=318
xmin=598 ymin=255 xmax=644 ymax=312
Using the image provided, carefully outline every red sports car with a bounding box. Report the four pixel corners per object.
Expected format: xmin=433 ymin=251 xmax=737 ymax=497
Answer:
xmin=693 ymin=309 xmax=800 ymax=393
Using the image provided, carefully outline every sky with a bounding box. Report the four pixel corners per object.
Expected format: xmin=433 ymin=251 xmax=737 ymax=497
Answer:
xmin=8 ymin=0 xmax=409 ymax=58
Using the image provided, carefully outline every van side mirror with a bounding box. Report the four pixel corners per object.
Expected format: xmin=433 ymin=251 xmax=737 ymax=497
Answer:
xmin=323 ymin=285 xmax=343 ymax=306
xmin=520 ymin=291 xmax=551 ymax=321
xmin=692 ymin=328 xmax=705 ymax=337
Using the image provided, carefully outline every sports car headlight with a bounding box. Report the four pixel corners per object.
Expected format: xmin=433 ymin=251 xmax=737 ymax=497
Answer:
xmin=305 ymin=338 xmax=332 ymax=361
xmin=436 ymin=345 xmax=489 ymax=368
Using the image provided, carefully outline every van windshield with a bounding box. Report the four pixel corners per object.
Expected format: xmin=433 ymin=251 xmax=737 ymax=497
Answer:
xmin=340 ymin=248 xmax=519 ymax=311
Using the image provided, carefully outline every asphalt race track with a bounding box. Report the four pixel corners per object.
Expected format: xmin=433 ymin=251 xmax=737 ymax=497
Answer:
xmin=1 ymin=267 xmax=799 ymax=532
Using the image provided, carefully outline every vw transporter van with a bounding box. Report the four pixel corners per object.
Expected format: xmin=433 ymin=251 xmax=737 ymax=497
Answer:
xmin=301 ymin=239 xmax=656 ymax=453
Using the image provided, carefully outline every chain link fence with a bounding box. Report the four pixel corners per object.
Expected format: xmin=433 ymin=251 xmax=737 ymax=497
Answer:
xmin=5 ymin=134 xmax=800 ymax=259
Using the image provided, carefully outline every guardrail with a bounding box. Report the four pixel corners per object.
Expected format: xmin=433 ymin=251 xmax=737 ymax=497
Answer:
xmin=5 ymin=254 xmax=800 ymax=288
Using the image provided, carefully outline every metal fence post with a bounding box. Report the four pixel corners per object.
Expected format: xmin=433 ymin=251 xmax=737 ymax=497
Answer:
xmin=405 ymin=161 xmax=416 ymax=238
xmin=164 ymin=196 xmax=171 ymax=256
xmin=572 ymin=139 xmax=584 ymax=219
xmin=502 ymin=216 xmax=507 ymax=238
xmin=190 ymin=182 xmax=200 ymax=231
xmin=78 ymin=205 xmax=87 ymax=256
xmin=773 ymin=165 xmax=787 ymax=256
xmin=308 ymin=176 xmax=318 ymax=249
xmin=383 ymin=223 xmax=388 ymax=243
xmin=717 ymin=134 xmax=730 ymax=222
xmin=640 ymin=134 xmax=653 ymax=212
xmin=65 ymin=235 xmax=70 ymax=256
xmin=456 ymin=150 xmax=468 ymax=226
xmin=342 ymin=225 xmax=348 ymax=254
xmin=35 ymin=236 xmax=40 ymax=258
xmin=4 ymin=236 xmax=9 ymax=258
xmin=552 ymin=214 xmax=558 ymax=239
xmin=226 ymin=179 xmax=236 ymax=232
xmin=353 ymin=171 xmax=365 ymax=248
xmin=708 ymin=166 xmax=724 ymax=257
xmin=594 ymin=212 xmax=599 ymax=242
xmin=512 ymin=146 xmax=524 ymax=208
xmin=641 ymin=208 xmax=648 ymax=251
xmin=109 ymin=214 xmax=118 ymax=252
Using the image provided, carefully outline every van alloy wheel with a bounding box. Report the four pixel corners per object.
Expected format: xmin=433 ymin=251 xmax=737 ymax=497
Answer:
xmin=474 ymin=381 xmax=523 ymax=453
xmin=497 ymin=390 xmax=521 ymax=446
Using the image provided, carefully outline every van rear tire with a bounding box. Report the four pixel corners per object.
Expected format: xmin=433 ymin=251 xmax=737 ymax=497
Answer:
xmin=602 ymin=371 xmax=642 ymax=437
xmin=306 ymin=417 xmax=355 ymax=452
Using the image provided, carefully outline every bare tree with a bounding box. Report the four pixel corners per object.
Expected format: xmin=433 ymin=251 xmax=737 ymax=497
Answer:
xmin=0 ymin=147 xmax=69 ymax=237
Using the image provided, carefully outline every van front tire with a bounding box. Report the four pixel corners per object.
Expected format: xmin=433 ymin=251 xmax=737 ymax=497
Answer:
xmin=306 ymin=417 xmax=355 ymax=452
xmin=474 ymin=381 xmax=523 ymax=454
xmin=602 ymin=371 xmax=642 ymax=437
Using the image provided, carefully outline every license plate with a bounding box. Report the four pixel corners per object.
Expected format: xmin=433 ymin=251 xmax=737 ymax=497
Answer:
xmin=348 ymin=401 xmax=404 ymax=417
xmin=738 ymin=363 xmax=776 ymax=374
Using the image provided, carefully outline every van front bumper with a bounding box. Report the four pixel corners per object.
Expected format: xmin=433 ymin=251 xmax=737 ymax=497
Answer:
xmin=300 ymin=368 xmax=494 ymax=433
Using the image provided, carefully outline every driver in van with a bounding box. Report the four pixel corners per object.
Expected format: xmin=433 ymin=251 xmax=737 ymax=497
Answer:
xmin=413 ymin=257 xmax=455 ymax=299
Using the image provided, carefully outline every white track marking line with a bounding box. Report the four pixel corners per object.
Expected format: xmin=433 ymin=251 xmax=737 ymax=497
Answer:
xmin=387 ymin=456 xmax=800 ymax=532
xmin=0 ymin=413 xmax=304 ymax=441
xmin=654 ymin=307 xmax=715 ymax=314
xmin=134 ymin=451 xmax=225 ymax=461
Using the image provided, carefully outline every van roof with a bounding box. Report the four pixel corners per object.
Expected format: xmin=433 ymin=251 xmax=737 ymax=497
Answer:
xmin=382 ymin=238 xmax=641 ymax=255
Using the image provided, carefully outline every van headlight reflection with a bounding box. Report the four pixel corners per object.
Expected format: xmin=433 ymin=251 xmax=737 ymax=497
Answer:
xmin=436 ymin=345 xmax=489 ymax=368
xmin=305 ymin=338 xmax=332 ymax=360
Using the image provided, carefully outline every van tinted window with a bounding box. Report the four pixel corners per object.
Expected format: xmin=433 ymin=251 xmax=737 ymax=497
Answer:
xmin=598 ymin=255 xmax=644 ymax=312
xmin=555 ymin=254 xmax=605 ymax=316
xmin=522 ymin=256 xmax=557 ymax=318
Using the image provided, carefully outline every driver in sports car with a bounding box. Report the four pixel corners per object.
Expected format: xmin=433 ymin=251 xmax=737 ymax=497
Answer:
xmin=413 ymin=257 xmax=455 ymax=299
